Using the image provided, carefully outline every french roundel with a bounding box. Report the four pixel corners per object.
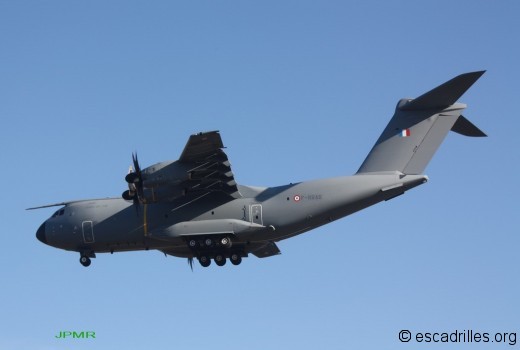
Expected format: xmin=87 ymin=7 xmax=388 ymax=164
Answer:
xmin=293 ymin=195 xmax=301 ymax=202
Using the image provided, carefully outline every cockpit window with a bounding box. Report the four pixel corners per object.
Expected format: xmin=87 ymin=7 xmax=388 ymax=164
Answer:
xmin=51 ymin=208 xmax=65 ymax=218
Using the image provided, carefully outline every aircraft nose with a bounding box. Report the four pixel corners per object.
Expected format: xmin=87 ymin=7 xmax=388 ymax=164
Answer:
xmin=36 ymin=222 xmax=47 ymax=244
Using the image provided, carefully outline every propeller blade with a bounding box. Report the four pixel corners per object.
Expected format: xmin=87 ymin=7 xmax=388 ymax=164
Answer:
xmin=133 ymin=196 xmax=140 ymax=216
xmin=132 ymin=152 xmax=141 ymax=175
xmin=187 ymin=257 xmax=194 ymax=272
xmin=131 ymin=152 xmax=144 ymax=200
xmin=122 ymin=153 xmax=144 ymax=216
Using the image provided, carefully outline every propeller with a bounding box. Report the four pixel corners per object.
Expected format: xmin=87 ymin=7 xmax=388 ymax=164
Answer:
xmin=187 ymin=257 xmax=194 ymax=271
xmin=122 ymin=152 xmax=144 ymax=214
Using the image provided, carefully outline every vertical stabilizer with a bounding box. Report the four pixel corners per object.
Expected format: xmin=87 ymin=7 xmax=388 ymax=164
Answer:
xmin=357 ymin=71 xmax=486 ymax=175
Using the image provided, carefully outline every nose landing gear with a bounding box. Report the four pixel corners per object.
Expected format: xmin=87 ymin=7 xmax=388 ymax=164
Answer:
xmin=79 ymin=252 xmax=95 ymax=267
xmin=80 ymin=256 xmax=91 ymax=267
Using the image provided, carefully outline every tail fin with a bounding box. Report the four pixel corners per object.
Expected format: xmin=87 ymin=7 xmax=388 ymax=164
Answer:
xmin=357 ymin=71 xmax=486 ymax=175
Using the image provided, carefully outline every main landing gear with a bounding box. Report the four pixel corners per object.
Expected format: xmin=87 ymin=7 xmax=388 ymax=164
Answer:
xmin=197 ymin=255 xmax=210 ymax=267
xmin=187 ymin=236 xmax=245 ymax=268
xmin=229 ymin=252 xmax=242 ymax=266
xmin=196 ymin=252 xmax=242 ymax=268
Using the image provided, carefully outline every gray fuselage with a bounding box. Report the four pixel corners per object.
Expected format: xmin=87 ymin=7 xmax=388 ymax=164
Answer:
xmin=37 ymin=173 xmax=426 ymax=259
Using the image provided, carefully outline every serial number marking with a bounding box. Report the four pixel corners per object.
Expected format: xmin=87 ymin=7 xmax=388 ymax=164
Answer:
xmin=294 ymin=194 xmax=323 ymax=201
xmin=305 ymin=194 xmax=322 ymax=200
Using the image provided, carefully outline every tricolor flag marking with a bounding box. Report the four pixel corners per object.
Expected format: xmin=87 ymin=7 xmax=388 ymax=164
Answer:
xmin=400 ymin=129 xmax=411 ymax=137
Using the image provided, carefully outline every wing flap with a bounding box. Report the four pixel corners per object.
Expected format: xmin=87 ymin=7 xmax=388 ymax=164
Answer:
xmin=180 ymin=131 xmax=241 ymax=198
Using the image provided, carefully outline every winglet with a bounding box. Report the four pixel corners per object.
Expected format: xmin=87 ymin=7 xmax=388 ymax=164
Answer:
xmin=401 ymin=71 xmax=485 ymax=110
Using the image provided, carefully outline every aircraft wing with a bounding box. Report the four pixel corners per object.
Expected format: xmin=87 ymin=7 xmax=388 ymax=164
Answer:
xmin=129 ymin=131 xmax=242 ymax=204
xmin=178 ymin=131 xmax=241 ymax=199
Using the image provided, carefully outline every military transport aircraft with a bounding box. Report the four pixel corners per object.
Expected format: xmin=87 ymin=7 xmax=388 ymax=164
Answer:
xmin=30 ymin=71 xmax=486 ymax=268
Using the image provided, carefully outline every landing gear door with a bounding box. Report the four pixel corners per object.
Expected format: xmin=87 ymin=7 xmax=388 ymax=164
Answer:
xmin=82 ymin=221 xmax=95 ymax=244
xmin=250 ymin=204 xmax=263 ymax=225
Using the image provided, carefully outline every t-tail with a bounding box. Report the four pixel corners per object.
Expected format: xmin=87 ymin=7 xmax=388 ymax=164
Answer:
xmin=357 ymin=71 xmax=486 ymax=175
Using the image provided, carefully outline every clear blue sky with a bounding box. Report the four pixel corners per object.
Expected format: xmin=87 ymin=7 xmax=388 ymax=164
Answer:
xmin=1 ymin=1 xmax=518 ymax=349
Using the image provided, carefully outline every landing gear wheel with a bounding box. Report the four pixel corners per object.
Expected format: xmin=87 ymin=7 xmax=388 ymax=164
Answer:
xmin=214 ymin=254 xmax=226 ymax=266
xmin=230 ymin=253 xmax=242 ymax=266
xmin=80 ymin=256 xmax=91 ymax=267
xmin=204 ymin=238 xmax=214 ymax=247
xmin=199 ymin=255 xmax=211 ymax=267
xmin=220 ymin=236 xmax=232 ymax=248
xmin=188 ymin=239 xmax=198 ymax=248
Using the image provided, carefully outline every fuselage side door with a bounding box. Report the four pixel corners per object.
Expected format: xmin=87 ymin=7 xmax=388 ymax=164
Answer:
xmin=250 ymin=204 xmax=263 ymax=225
xmin=82 ymin=221 xmax=95 ymax=244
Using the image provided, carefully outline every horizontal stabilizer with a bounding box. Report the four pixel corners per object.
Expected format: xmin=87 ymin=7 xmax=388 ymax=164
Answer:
xmin=401 ymin=71 xmax=485 ymax=110
xmin=451 ymin=115 xmax=487 ymax=137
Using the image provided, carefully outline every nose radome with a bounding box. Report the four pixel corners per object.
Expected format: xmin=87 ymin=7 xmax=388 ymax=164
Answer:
xmin=36 ymin=223 xmax=47 ymax=244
